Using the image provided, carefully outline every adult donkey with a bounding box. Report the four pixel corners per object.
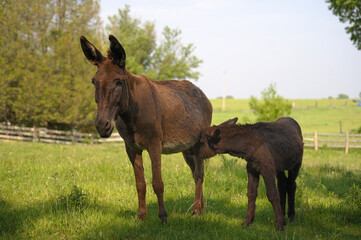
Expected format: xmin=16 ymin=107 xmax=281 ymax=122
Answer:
xmin=80 ymin=35 xmax=212 ymax=222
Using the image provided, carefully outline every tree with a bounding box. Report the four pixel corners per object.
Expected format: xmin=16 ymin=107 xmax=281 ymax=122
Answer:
xmin=249 ymin=83 xmax=292 ymax=122
xmin=0 ymin=0 xmax=102 ymax=130
xmin=326 ymin=0 xmax=361 ymax=50
xmin=106 ymin=5 xmax=202 ymax=81
xmin=106 ymin=5 xmax=156 ymax=76
xmin=148 ymin=26 xmax=202 ymax=81
xmin=0 ymin=3 xmax=202 ymax=130
xmin=337 ymin=93 xmax=349 ymax=99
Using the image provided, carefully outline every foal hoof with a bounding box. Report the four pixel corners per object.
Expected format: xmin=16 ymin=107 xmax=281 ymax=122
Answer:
xmin=160 ymin=215 xmax=168 ymax=223
xmin=276 ymin=224 xmax=284 ymax=231
xmin=288 ymin=214 xmax=295 ymax=223
xmin=276 ymin=220 xmax=285 ymax=231
xmin=159 ymin=210 xmax=168 ymax=223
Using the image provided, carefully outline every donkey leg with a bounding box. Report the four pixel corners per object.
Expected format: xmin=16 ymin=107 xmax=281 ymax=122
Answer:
xmin=287 ymin=162 xmax=301 ymax=222
xmin=125 ymin=144 xmax=147 ymax=220
xmin=242 ymin=164 xmax=259 ymax=227
xmin=182 ymin=150 xmax=204 ymax=215
xmin=148 ymin=143 xmax=168 ymax=223
xmin=261 ymin=169 xmax=285 ymax=231
xmin=276 ymin=171 xmax=287 ymax=217
xmin=193 ymin=156 xmax=205 ymax=214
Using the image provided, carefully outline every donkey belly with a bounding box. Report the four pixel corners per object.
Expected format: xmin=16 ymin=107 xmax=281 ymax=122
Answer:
xmin=160 ymin=108 xmax=211 ymax=154
xmin=161 ymin=140 xmax=196 ymax=154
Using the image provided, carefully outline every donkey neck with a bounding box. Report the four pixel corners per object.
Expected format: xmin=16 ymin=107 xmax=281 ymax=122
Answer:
xmin=117 ymin=70 xmax=151 ymax=123
xmin=117 ymin=69 xmax=136 ymax=120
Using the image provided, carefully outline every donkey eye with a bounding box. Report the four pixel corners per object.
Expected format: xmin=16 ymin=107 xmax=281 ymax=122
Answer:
xmin=115 ymin=80 xmax=122 ymax=87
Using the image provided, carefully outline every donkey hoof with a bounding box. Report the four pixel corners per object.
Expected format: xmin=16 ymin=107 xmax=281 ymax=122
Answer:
xmin=241 ymin=218 xmax=254 ymax=227
xmin=288 ymin=214 xmax=295 ymax=223
xmin=192 ymin=209 xmax=202 ymax=216
xmin=137 ymin=209 xmax=147 ymax=221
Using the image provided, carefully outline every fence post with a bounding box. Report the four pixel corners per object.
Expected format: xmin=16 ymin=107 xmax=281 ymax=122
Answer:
xmin=345 ymin=132 xmax=349 ymax=154
xmin=90 ymin=133 xmax=94 ymax=144
xmin=33 ymin=127 xmax=39 ymax=142
xmin=314 ymin=131 xmax=318 ymax=151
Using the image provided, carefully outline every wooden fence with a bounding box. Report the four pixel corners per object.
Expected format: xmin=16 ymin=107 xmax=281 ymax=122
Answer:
xmin=303 ymin=132 xmax=361 ymax=154
xmin=0 ymin=124 xmax=123 ymax=144
xmin=1 ymin=124 xmax=361 ymax=153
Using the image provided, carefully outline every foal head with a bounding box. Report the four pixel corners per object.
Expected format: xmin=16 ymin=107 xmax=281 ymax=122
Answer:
xmin=80 ymin=35 xmax=130 ymax=137
xmin=198 ymin=117 xmax=238 ymax=159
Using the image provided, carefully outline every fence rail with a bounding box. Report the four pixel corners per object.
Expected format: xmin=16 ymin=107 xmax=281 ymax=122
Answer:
xmin=0 ymin=124 xmax=123 ymax=144
xmin=1 ymin=124 xmax=361 ymax=153
xmin=303 ymin=132 xmax=361 ymax=154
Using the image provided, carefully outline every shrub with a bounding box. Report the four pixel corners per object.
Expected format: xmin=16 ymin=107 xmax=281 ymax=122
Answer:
xmin=249 ymin=83 xmax=292 ymax=122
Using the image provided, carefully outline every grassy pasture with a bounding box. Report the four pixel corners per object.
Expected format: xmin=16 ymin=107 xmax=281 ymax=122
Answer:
xmin=211 ymin=98 xmax=361 ymax=133
xmin=1 ymin=141 xmax=361 ymax=239
xmin=1 ymin=98 xmax=361 ymax=239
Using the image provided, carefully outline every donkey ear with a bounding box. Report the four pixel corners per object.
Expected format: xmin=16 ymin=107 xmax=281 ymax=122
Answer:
xmin=208 ymin=128 xmax=221 ymax=145
xmin=219 ymin=117 xmax=238 ymax=127
xmin=109 ymin=35 xmax=126 ymax=69
xmin=80 ymin=36 xmax=105 ymax=66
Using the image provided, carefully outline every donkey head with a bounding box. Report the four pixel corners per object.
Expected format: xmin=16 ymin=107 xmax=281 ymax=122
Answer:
xmin=198 ymin=117 xmax=238 ymax=159
xmin=80 ymin=35 xmax=129 ymax=137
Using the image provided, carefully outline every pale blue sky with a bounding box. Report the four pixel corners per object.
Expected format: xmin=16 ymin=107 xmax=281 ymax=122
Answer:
xmin=99 ymin=0 xmax=361 ymax=99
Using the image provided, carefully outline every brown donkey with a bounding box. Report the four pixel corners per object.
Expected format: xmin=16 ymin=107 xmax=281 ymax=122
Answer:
xmin=198 ymin=117 xmax=303 ymax=230
xmin=80 ymin=35 xmax=212 ymax=222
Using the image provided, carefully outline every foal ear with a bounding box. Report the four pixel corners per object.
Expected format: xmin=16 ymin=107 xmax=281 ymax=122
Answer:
xmin=209 ymin=128 xmax=221 ymax=145
xmin=109 ymin=35 xmax=126 ymax=69
xmin=80 ymin=36 xmax=105 ymax=66
xmin=219 ymin=117 xmax=238 ymax=127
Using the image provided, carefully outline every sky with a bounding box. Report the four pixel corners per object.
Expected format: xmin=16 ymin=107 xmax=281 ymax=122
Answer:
xmin=99 ymin=0 xmax=361 ymax=99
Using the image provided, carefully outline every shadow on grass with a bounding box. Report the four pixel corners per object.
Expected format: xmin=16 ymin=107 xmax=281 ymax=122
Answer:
xmin=1 ymin=162 xmax=361 ymax=239
xmin=1 ymin=191 xmax=361 ymax=239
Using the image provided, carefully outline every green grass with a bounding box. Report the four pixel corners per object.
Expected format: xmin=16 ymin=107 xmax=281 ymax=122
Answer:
xmin=1 ymin=98 xmax=361 ymax=239
xmin=1 ymin=141 xmax=361 ymax=239
xmin=210 ymin=98 xmax=361 ymax=133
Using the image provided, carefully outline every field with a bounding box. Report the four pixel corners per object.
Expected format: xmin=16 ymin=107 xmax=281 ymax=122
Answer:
xmin=211 ymin=98 xmax=361 ymax=133
xmin=1 ymin=99 xmax=361 ymax=239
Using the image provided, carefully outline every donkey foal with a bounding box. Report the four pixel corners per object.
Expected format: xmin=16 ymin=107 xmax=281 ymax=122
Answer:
xmin=198 ymin=117 xmax=303 ymax=230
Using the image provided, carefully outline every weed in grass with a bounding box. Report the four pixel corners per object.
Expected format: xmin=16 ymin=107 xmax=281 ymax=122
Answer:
xmin=345 ymin=183 xmax=361 ymax=211
xmin=340 ymin=183 xmax=361 ymax=224
xmin=56 ymin=185 xmax=90 ymax=212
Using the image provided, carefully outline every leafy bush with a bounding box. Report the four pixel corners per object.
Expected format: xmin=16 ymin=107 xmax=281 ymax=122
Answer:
xmin=337 ymin=93 xmax=349 ymax=99
xmin=249 ymin=83 xmax=292 ymax=122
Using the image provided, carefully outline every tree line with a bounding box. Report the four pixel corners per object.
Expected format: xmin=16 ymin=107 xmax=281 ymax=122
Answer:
xmin=0 ymin=1 xmax=201 ymax=132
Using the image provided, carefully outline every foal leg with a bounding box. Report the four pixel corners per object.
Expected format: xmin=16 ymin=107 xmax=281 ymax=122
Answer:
xmin=125 ymin=144 xmax=147 ymax=220
xmin=183 ymin=149 xmax=204 ymax=215
xmin=276 ymin=171 xmax=287 ymax=218
xmin=148 ymin=143 xmax=168 ymax=223
xmin=242 ymin=164 xmax=259 ymax=227
xmin=287 ymin=162 xmax=301 ymax=222
xmin=261 ymin=169 xmax=285 ymax=231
